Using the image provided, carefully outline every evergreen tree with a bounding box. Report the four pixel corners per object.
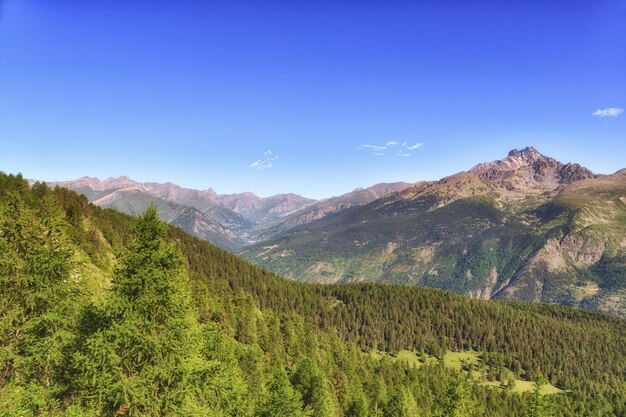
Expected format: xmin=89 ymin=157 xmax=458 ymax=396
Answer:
xmin=527 ymin=376 xmax=550 ymax=417
xmin=0 ymin=193 xmax=77 ymax=414
xmin=291 ymin=358 xmax=338 ymax=417
xmin=345 ymin=399 xmax=368 ymax=417
xmin=384 ymin=387 xmax=420 ymax=417
xmin=74 ymin=206 xmax=206 ymax=416
xmin=259 ymin=364 xmax=305 ymax=417
xmin=198 ymin=323 xmax=253 ymax=416
xmin=442 ymin=375 xmax=475 ymax=417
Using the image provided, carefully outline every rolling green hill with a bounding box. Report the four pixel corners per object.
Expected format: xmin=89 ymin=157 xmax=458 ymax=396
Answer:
xmin=1 ymin=172 xmax=625 ymax=416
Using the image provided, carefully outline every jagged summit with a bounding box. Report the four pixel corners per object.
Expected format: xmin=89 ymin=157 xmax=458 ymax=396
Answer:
xmin=507 ymin=146 xmax=543 ymax=160
xmin=398 ymin=147 xmax=595 ymax=206
xmin=469 ymin=146 xmax=595 ymax=189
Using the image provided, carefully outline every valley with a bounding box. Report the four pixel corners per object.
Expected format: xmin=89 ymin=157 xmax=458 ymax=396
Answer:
xmin=1 ymin=172 xmax=625 ymax=416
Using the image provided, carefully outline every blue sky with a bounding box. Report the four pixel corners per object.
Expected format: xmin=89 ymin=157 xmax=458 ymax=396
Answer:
xmin=1 ymin=0 xmax=624 ymax=199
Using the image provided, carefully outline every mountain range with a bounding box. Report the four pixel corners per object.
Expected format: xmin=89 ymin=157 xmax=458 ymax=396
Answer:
xmin=44 ymin=146 xmax=626 ymax=316
xmin=240 ymin=147 xmax=626 ymax=316
xmin=47 ymin=176 xmax=410 ymax=250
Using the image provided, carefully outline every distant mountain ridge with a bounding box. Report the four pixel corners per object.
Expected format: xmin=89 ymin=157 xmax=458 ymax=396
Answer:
xmin=47 ymin=176 xmax=310 ymax=249
xmin=252 ymin=182 xmax=410 ymax=241
xmin=239 ymin=147 xmax=626 ymax=317
xmin=71 ymin=183 xmax=246 ymax=250
xmin=46 ymin=176 xmax=413 ymax=250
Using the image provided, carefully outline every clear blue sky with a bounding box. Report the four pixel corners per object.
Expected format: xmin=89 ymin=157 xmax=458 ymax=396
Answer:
xmin=1 ymin=0 xmax=624 ymax=199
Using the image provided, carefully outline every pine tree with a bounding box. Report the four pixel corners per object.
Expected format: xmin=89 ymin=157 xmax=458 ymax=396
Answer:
xmin=0 ymin=194 xmax=75 ymax=385
xmin=291 ymin=358 xmax=338 ymax=417
xmin=384 ymin=387 xmax=420 ymax=417
xmin=75 ymin=206 xmax=206 ymax=416
xmin=198 ymin=323 xmax=253 ymax=416
xmin=527 ymin=376 xmax=550 ymax=417
xmin=259 ymin=364 xmax=305 ymax=417
xmin=443 ymin=375 xmax=475 ymax=417
xmin=0 ymin=192 xmax=78 ymax=414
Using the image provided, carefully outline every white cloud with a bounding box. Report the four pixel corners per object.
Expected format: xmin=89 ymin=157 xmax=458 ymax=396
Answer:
xmin=358 ymin=141 xmax=424 ymax=157
xmin=249 ymin=150 xmax=278 ymax=170
xmin=592 ymin=107 xmax=623 ymax=118
xmin=406 ymin=142 xmax=424 ymax=150
xmin=359 ymin=144 xmax=387 ymax=152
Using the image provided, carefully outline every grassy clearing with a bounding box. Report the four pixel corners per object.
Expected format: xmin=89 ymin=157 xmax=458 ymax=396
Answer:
xmin=394 ymin=350 xmax=438 ymax=367
xmin=370 ymin=349 xmax=564 ymax=394
xmin=443 ymin=350 xmax=480 ymax=371
xmin=511 ymin=380 xmax=563 ymax=394
xmin=572 ymin=281 xmax=599 ymax=302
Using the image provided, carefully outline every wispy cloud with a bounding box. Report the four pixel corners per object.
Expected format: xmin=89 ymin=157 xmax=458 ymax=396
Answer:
xmin=592 ymin=107 xmax=623 ymax=118
xmin=359 ymin=144 xmax=387 ymax=152
xmin=406 ymin=143 xmax=424 ymax=150
xmin=249 ymin=150 xmax=278 ymax=170
xmin=358 ymin=141 xmax=424 ymax=157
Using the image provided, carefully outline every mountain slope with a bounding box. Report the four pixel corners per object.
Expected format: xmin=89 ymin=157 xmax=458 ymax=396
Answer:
xmin=216 ymin=191 xmax=316 ymax=223
xmin=98 ymin=187 xmax=245 ymax=250
xmin=252 ymin=182 xmax=411 ymax=241
xmin=142 ymin=181 xmax=254 ymax=232
xmin=240 ymin=147 xmax=626 ymax=316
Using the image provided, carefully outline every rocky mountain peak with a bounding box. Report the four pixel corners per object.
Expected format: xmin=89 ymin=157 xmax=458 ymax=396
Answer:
xmin=69 ymin=176 xmax=102 ymax=188
xmin=101 ymin=176 xmax=140 ymax=190
xmin=469 ymin=146 xmax=595 ymax=190
xmin=507 ymin=146 xmax=542 ymax=161
xmin=502 ymin=146 xmax=555 ymax=170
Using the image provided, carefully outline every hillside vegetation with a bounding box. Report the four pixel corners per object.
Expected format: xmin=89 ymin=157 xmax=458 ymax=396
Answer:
xmin=1 ymin=172 xmax=625 ymax=416
xmin=241 ymin=148 xmax=626 ymax=317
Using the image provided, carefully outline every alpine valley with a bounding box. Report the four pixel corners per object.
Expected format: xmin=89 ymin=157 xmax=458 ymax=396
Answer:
xmin=4 ymin=169 xmax=626 ymax=417
xmin=5 ymin=2 xmax=626 ymax=416
xmin=47 ymin=147 xmax=626 ymax=317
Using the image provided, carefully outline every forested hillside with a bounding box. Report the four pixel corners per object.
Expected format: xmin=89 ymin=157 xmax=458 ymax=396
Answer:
xmin=241 ymin=148 xmax=626 ymax=317
xmin=1 ymin=172 xmax=625 ymax=416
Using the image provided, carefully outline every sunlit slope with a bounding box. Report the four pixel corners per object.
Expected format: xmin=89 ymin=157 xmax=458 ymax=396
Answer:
xmin=240 ymin=151 xmax=626 ymax=316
